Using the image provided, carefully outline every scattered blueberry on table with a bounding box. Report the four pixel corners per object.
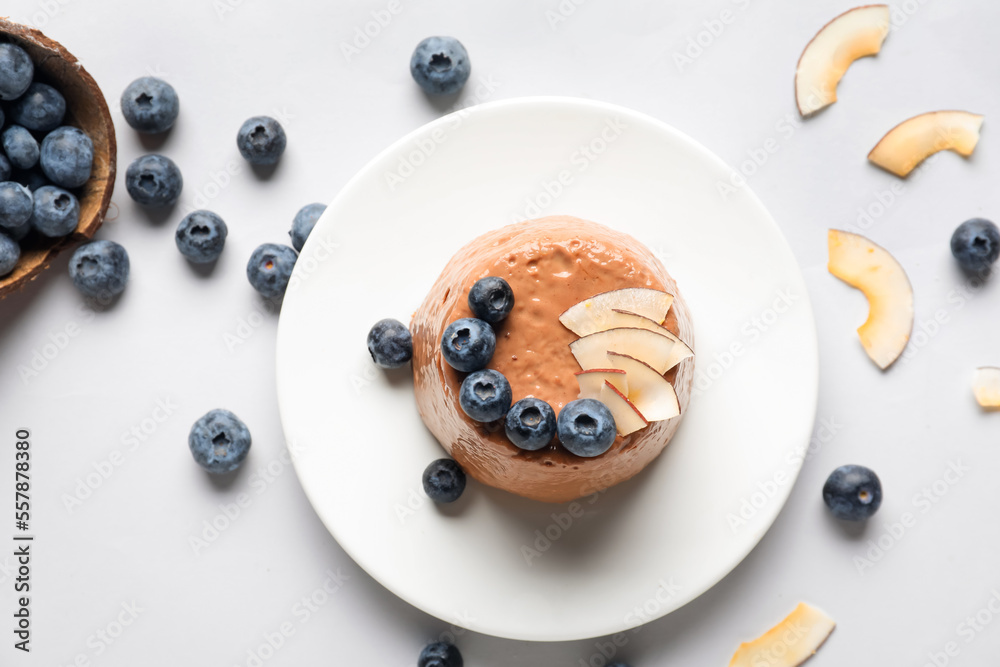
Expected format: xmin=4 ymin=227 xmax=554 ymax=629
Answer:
xmin=418 ymin=641 xmax=464 ymax=667
xmin=367 ymin=318 xmax=413 ymax=369
xmin=189 ymin=409 xmax=252 ymax=474
xmin=557 ymin=399 xmax=617 ymax=458
xmin=68 ymin=239 xmax=130 ymax=299
xmin=0 ymin=43 xmax=34 ymax=100
xmin=125 ymin=154 xmax=183 ymax=207
xmin=0 ymin=153 xmax=11 ymax=182
xmin=0 ymin=232 xmax=19 ymax=277
xmin=505 ymin=397 xmax=557 ymax=451
xmin=951 ymin=218 xmax=1000 ymax=273
xmin=9 ymin=81 xmax=66 ymax=132
xmin=30 ymin=184 xmax=79 ymax=237
xmin=246 ymin=242 xmax=298 ymax=298
xmin=422 ymin=460 xmax=467 ymax=504
xmin=468 ymin=276 xmax=514 ymax=323
xmin=175 ymin=210 xmax=227 ymax=263
xmin=459 ymin=368 xmax=512 ymax=422
xmin=440 ymin=317 xmax=496 ymax=372
xmin=289 ymin=202 xmax=326 ymax=251
xmin=120 ymin=76 xmax=180 ymax=134
xmin=822 ymin=464 xmax=882 ymax=521
xmin=410 ymin=36 xmax=471 ymax=95
xmin=236 ymin=116 xmax=286 ymax=165
xmin=2 ymin=125 xmax=40 ymax=170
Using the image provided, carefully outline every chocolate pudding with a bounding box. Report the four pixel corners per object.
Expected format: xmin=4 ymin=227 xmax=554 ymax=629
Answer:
xmin=411 ymin=216 xmax=694 ymax=503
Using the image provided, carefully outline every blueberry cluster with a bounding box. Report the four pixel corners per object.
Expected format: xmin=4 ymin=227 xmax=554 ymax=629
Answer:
xmin=444 ymin=277 xmax=618 ymax=459
xmin=0 ymin=42 xmax=96 ymax=277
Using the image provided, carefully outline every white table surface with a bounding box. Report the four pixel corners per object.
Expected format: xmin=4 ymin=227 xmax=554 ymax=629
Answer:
xmin=3 ymin=0 xmax=1000 ymax=664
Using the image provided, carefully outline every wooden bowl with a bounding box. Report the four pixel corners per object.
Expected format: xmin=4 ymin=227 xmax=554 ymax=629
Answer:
xmin=0 ymin=18 xmax=116 ymax=299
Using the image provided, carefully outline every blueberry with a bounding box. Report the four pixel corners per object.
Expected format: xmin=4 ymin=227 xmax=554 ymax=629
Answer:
xmin=120 ymin=76 xmax=179 ymax=134
xmin=468 ymin=276 xmax=514 ymax=323
xmin=557 ymin=399 xmax=616 ymax=458
xmin=422 ymin=460 xmax=466 ymax=504
xmin=440 ymin=318 xmax=495 ymax=372
xmin=505 ymin=398 xmax=557 ymax=451
xmin=410 ymin=36 xmax=471 ymax=95
xmin=246 ymin=243 xmax=297 ymax=298
xmin=2 ymin=125 xmax=39 ymax=170
xmin=823 ymin=464 xmax=882 ymax=521
xmin=459 ymin=369 xmax=512 ymax=422
xmin=0 ymin=181 xmax=33 ymax=231
xmin=418 ymin=641 xmax=464 ymax=667
xmin=125 ymin=154 xmax=183 ymax=207
xmin=289 ymin=202 xmax=326 ymax=251
xmin=367 ymin=318 xmax=413 ymax=368
xmin=39 ymin=126 xmax=94 ymax=189
xmin=30 ymin=185 xmax=78 ymax=237
xmin=9 ymin=82 xmax=65 ymax=132
xmin=0 ymin=154 xmax=11 ymax=182
xmin=0 ymin=43 xmax=33 ymax=100
xmin=188 ymin=409 xmax=252 ymax=474
xmin=0 ymin=232 xmax=19 ymax=276
xmin=950 ymin=218 xmax=1000 ymax=273
xmin=175 ymin=210 xmax=227 ymax=263
xmin=236 ymin=116 xmax=286 ymax=165
xmin=68 ymin=239 xmax=130 ymax=299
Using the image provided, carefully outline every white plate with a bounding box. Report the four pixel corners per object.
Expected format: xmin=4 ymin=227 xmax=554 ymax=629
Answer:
xmin=276 ymin=97 xmax=818 ymax=642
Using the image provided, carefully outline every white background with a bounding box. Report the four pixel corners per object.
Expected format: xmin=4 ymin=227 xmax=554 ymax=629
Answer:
xmin=2 ymin=0 xmax=999 ymax=665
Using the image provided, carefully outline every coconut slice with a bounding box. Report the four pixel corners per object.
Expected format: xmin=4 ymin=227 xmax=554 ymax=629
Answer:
xmin=728 ymin=602 xmax=836 ymax=667
xmin=972 ymin=367 xmax=1000 ymax=409
xmin=559 ymin=288 xmax=674 ymax=336
xmin=828 ymin=229 xmax=914 ymax=370
xmin=606 ymin=352 xmax=680 ymax=422
xmin=575 ymin=369 xmax=627 ymax=401
xmin=868 ymin=110 xmax=984 ymax=178
xmin=599 ymin=381 xmax=648 ymax=436
xmin=795 ymin=5 xmax=891 ymax=117
xmin=570 ymin=327 xmax=678 ymax=374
